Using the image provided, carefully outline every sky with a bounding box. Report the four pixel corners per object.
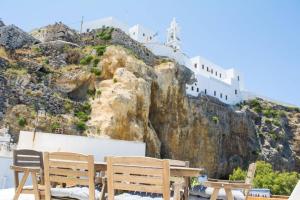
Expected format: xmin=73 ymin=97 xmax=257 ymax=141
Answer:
xmin=1 ymin=0 xmax=300 ymax=106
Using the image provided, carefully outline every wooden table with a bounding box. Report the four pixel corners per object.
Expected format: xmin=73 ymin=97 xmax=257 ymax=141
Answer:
xmin=94 ymin=162 xmax=204 ymax=200
xmin=10 ymin=166 xmax=42 ymax=200
xmin=204 ymin=181 xmax=252 ymax=200
xmin=95 ymin=161 xmax=204 ymax=176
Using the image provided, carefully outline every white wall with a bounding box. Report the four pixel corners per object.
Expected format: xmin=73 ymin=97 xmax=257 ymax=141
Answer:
xmin=17 ymin=131 xmax=145 ymax=162
xmin=0 ymin=156 xmax=13 ymax=189
xmin=129 ymin=24 xmax=156 ymax=43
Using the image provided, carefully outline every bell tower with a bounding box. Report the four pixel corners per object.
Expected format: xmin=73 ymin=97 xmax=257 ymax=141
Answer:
xmin=166 ymin=18 xmax=181 ymax=51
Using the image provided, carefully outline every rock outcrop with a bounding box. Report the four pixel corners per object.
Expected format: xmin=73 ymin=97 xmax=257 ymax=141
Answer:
xmin=0 ymin=25 xmax=39 ymax=50
xmin=30 ymin=22 xmax=80 ymax=43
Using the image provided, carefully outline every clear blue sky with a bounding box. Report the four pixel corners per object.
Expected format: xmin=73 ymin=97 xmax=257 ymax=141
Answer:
xmin=1 ymin=0 xmax=300 ymax=106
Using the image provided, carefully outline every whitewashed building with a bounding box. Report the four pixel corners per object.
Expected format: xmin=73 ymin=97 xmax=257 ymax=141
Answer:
xmin=82 ymin=17 xmax=248 ymax=105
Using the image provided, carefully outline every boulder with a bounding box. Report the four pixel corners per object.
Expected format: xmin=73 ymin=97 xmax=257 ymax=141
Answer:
xmin=30 ymin=22 xmax=80 ymax=43
xmin=0 ymin=25 xmax=40 ymax=50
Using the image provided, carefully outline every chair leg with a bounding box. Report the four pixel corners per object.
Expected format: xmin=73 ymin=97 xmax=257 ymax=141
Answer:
xmin=32 ymin=172 xmax=40 ymax=200
xmin=224 ymin=188 xmax=234 ymax=200
xmin=13 ymin=170 xmax=29 ymax=200
xmin=100 ymin=180 xmax=107 ymax=200
xmin=210 ymin=188 xmax=220 ymax=200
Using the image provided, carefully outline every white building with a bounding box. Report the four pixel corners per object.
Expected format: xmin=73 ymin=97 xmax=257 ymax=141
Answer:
xmin=82 ymin=17 xmax=248 ymax=105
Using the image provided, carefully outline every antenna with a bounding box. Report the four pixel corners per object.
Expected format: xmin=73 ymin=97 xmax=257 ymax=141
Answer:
xmin=80 ymin=16 xmax=84 ymax=34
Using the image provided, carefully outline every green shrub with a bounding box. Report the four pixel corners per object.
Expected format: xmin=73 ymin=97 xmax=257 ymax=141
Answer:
xmin=273 ymin=119 xmax=281 ymax=127
xmin=51 ymin=122 xmax=61 ymax=132
xmin=263 ymin=108 xmax=278 ymax=118
xmin=265 ymin=118 xmax=272 ymax=124
xmin=80 ymin=55 xmax=93 ymax=65
xmin=96 ymin=27 xmax=114 ymax=41
xmin=75 ymin=111 xmax=90 ymax=122
xmin=96 ymin=90 xmax=102 ymax=97
xmin=229 ymin=161 xmax=300 ymax=195
xmin=113 ymin=78 xmax=117 ymax=83
xmin=64 ymin=101 xmax=73 ymax=113
xmin=87 ymin=89 xmax=96 ymax=98
xmin=91 ymin=67 xmax=101 ymax=76
xmin=94 ymin=45 xmax=106 ymax=56
xmin=93 ymin=58 xmax=100 ymax=67
xmin=44 ymin=58 xmax=49 ymax=65
xmin=212 ymin=116 xmax=219 ymax=124
xmin=17 ymin=116 xmax=26 ymax=127
xmin=75 ymin=120 xmax=87 ymax=131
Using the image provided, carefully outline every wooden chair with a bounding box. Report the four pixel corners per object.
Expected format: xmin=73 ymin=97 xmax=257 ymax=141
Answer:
xmin=168 ymin=159 xmax=190 ymax=200
xmin=43 ymin=152 xmax=97 ymax=200
xmin=204 ymin=163 xmax=257 ymax=200
xmin=11 ymin=149 xmax=44 ymax=200
xmin=107 ymin=156 xmax=182 ymax=200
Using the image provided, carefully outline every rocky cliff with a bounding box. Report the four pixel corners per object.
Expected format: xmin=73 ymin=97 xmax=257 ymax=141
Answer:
xmin=0 ymin=21 xmax=299 ymax=177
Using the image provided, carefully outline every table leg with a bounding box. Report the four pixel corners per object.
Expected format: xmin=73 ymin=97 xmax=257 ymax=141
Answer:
xmin=13 ymin=170 xmax=29 ymax=200
xmin=31 ymin=172 xmax=40 ymax=200
xmin=210 ymin=188 xmax=220 ymax=200
xmin=224 ymin=188 xmax=234 ymax=200
xmin=14 ymin=171 xmax=19 ymax=190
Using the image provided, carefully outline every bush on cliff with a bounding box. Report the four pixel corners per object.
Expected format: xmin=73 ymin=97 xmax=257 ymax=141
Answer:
xmin=229 ymin=161 xmax=300 ymax=195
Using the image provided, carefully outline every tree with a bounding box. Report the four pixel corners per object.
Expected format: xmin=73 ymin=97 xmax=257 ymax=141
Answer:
xmin=229 ymin=161 xmax=300 ymax=196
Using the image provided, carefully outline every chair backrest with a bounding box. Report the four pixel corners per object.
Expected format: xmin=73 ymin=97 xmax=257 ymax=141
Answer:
xmin=168 ymin=159 xmax=189 ymax=168
xmin=244 ymin=163 xmax=257 ymax=195
xmin=13 ymin=149 xmax=43 ymax=168
xmin=107 ymin=156 xmax=170 ymax=200
xmin=43 ymin=152 xmax=95 ymax=200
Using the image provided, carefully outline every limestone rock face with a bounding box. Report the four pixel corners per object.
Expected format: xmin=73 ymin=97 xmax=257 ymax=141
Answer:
xmin=88 ymin=46 xmax=160 ymax=157
xmin=0 ymin=25 xmax=40 ymax=50
xmin=56 ymin=68 xmax=95 ymax=101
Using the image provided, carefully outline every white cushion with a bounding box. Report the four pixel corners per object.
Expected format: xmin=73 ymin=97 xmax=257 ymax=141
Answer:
xmin=115 ymin=193 xmax=173 ymax=200
xmin=205 ymin=187 xmax=245 ymax=200
xmin=51 ymin=187 xmax=100 ymax=200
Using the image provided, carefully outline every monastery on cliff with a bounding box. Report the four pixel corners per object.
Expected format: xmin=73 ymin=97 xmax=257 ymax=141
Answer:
xmin=83 ymin=17 xmax=252 ymax=105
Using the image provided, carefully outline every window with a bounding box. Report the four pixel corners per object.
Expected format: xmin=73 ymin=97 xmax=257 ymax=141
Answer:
xmin=235 ymin=89 xmax=238 ymax=94
xmin=211 ymin=69 xmax=213 ymax=74
xmin=215 ymin=71 xmax=218 ymax=76
xmin=214 ymin=91 xmax=216 ymax=96
xmin=150 ymin=36 xmax=152 ymax=40
xmin=207 ymin=67 xmax=209 ymax=72
xmin=238 ymin=76 xmax=240 ymax=81
xmin=143 ymin=33 xmax=145 ymax=37
xmin=220 ymin=73 xmax=222 ymax=78
xmin=194 ymin=63 xmax=197 ymax=68
xmin=192 ymin=86 xmax=194 ymax=91
xmin=204 ymin=89 xmax=207 ymax=94
xmin=220 ymin=93 xmax=223 ymax=98
xmin=133 ymin=32 xmax=135 ymax=35
xmin=197 ymin=88 xmax=199 ymax=92
xmin=202 ymin=65 xmax=204 ymax=69
xmin=225 ymin=95 xmax=228 ymax=100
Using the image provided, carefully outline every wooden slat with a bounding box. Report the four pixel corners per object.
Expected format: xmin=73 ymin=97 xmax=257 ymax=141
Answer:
xmin=110 ymin=156 xmax=164 ymax=167
xmin=113 ymin=174 xmax=163 ymax=185
xmin=168 ymin=159 xmax=187 ymax=167
xmin=112 ymin=165 xmax=163 ymax=176
xmin=113 ymin=182 xmax=163 ymax=193
xmin=49 ymin=152 xmax=89 ymax=161
xmin=49 ymin=168 xmax=88 ymax=177
xmin=49 ymin=176 xmax=89 ymax=185
xmin=162 ymin=160 xmax=171 ymax=200
xmin=49 ymin=161 xmax=89 ymax=169
xmin=17 ymin=156 xmax=41 ymax=162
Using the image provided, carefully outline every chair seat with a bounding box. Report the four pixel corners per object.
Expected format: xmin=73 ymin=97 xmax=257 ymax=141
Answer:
xmin=205 ymin=187 xmax=245 ymax=200
xmin=51 ymin=187 xmax=100 ymax=200
xmin=115 ymin=193 xmax=174 ymax=200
